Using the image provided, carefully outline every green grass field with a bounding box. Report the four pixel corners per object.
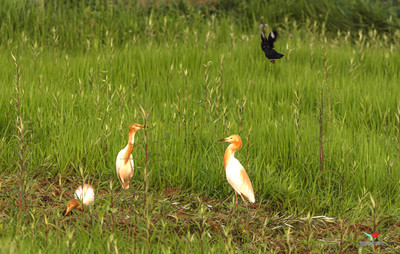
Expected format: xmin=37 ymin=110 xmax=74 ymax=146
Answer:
xmin=1 ymin=0 xmax=400 ymax=252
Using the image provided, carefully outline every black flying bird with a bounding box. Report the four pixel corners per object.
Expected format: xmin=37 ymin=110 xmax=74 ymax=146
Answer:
xmin=261 ymin=30 xmax=284 ymax=64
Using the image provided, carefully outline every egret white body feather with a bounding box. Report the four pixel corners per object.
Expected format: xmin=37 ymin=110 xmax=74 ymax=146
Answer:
xmin=116 ymin=144 xmax=134 ymax=189
xmin=74 ymin=184 xmax=95 ymax=206
xmin=115 ymin=123 xmax=146 ymax=190
xmin=225 ymin=153 xmax=255 ymax=203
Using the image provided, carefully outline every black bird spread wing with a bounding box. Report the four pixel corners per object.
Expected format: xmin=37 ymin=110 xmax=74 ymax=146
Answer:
xmin=268 ymin=30 xmax=277 ymax=47
xmin=261 ymin=31 xmax=284 ymax=61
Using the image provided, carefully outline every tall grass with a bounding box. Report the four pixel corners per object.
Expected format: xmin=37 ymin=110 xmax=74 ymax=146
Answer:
xmin=2 ymin=18 xmax=399 ymax=212
xmin=0 ymin=0 xmax=399 ymax=51
xmin=1 ymin=0 xmax=400 ymax=252
xmin=10 ymin=53 xmax=26 ymax=234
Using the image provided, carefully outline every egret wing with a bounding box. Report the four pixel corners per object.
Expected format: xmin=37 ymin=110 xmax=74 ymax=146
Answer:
xmin=238 ymin=167 xmax=255 ymax=203
xmin=226 ymin=158 xmax=255 ymax=203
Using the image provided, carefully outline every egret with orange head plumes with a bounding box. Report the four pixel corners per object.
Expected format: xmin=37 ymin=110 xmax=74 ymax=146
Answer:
xmin=116 ymin=123 xmax=146 ymax=196
xmin=64 ymin=184 xmax=95 ymax=216
xmin=218 ymin=134 xmax=255 ymax=219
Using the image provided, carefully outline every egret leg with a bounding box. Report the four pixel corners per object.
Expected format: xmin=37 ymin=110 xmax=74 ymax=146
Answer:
xmin=229 ymin=192 xmax=238 ymax=224
xmin=235 ymin=192 xmax=238 ymax=206
xmin=131 ymin=185 xmax=136 ymax=198
xmin=234 ymin=192 xmax=239 ymax=214
xmin=122 ymin=189 xmax=127 ymax=209
xmin=239 ymin=193 xmax=251 ymax=221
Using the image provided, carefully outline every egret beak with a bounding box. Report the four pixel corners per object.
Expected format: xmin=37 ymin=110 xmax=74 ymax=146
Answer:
xmin=64 ymin=207 xmax=72 ymax=216
xmin=141 ymin=125 xmax=147 ymax=129
xmin=218 ymin=138 xmax=228 ymax=142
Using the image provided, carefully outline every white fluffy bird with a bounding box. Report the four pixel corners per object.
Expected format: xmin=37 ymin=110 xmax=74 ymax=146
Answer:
xmin=218 ymin=134 xmax=255 ymax=219
xmin=64 ymin=184 xmax=95 ymax=216
xmin=116 ymin=123 xmax=146 ymax=190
